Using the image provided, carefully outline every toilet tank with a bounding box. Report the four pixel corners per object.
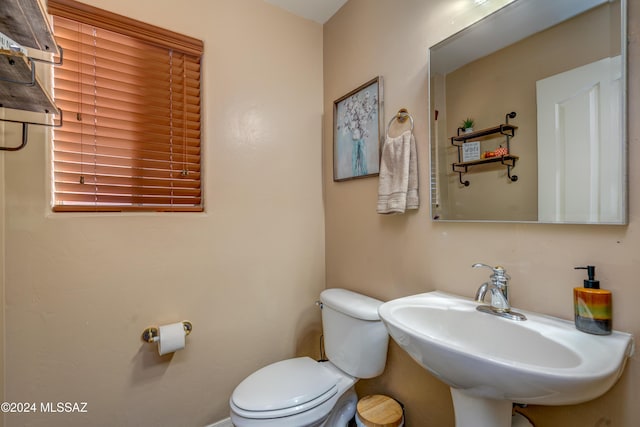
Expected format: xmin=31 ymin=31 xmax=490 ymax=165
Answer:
xmin=320 ymin=288 xmax=389 ymax=378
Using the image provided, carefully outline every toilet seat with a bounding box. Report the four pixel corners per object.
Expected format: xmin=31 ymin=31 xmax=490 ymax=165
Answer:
xmin=231 ymin=357 xmax=339 ymax=419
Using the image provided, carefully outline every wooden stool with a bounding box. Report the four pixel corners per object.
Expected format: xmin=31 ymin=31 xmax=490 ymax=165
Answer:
xmin=356 ymin=394 xmax=404 ymax=427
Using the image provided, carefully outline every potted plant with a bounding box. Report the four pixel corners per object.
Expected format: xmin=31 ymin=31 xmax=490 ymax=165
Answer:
xmin=460 ymin=118 xmax=474 ymax=133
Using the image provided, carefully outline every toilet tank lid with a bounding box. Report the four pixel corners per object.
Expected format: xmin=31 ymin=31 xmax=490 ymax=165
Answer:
xmin=320 ymin=288 xmax=383 ymax=321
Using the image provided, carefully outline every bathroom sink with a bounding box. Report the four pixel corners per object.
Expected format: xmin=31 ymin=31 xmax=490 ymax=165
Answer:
xmin=378 ymin=291 xmax=634 ymax=427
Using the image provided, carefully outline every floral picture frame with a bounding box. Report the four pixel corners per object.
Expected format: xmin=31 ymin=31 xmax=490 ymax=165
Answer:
xmin=333 ymin=76 xmax=384 ymax=181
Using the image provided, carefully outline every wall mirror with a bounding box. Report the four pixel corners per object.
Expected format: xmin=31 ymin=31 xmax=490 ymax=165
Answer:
xmin=429 ymin=0 xmax=627 ymax=224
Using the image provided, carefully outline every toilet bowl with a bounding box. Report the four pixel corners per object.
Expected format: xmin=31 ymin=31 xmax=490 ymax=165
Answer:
xmin=230 ymin=357 xmax=357 ymax=427
xmin=230 ymin=289 xmax=389 ymax=427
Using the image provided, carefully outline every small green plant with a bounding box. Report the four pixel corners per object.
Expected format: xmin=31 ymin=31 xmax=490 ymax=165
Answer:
xmin=461 ymin=118 xmax=474 ymax=129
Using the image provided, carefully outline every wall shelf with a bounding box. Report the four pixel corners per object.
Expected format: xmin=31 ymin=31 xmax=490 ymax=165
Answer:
xmin=453 ymin=154 xmax=519 ymax=169
xmin=450 ymin=112 xmax=519 ymax=186
xmin=0 ymin=0 xmax=59 ymax=54
xmin=451 ymin=124 xmax=517 ymax=142
xmin=0 ymin=0 xmax=62 ymax=151
xmin=0 ymin=50 xmax=58 ymax=113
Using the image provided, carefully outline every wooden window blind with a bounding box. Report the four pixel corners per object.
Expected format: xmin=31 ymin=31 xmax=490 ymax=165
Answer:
xmin=48 ymin=0 xmax=203 ymax=212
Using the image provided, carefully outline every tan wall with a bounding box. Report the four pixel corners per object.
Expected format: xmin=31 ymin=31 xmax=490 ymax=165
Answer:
xmin=324 ymin=0 xmax=640 ymax=426
xmin=1 ymin=141 xmax=5 ymax=427
xmin=440 ymin=2 xmax=619 ymax=221
xmin=2 ymin=1 xmax=324 ymax=426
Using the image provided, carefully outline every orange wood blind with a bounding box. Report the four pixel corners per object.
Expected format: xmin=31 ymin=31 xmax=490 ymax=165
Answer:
xmin=49 ymin=0 xmax=203 ymax=212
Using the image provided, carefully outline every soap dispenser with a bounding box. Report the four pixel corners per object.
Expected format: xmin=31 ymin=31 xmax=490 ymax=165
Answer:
xmin=573 ymin=266 xmax=612 ymax=335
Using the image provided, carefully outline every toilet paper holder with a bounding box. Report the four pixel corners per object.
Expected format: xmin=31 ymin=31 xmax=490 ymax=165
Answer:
xmin=142 ymin=321 xmax=192 ymax=343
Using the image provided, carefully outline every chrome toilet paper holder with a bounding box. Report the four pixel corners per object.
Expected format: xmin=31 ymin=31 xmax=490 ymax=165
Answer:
xmin=142 ymin=321 xmax=192 ymax=343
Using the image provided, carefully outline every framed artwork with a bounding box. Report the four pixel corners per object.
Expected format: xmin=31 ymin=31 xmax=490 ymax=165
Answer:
xmin=333 ymin=76 xmax=383 ymax=181
xmin=462 ymin=141 xmax=481 ymax=162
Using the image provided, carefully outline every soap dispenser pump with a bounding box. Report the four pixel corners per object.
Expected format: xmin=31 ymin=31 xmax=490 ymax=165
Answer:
xmin=573 ymin=266 xmax=612 ymax=335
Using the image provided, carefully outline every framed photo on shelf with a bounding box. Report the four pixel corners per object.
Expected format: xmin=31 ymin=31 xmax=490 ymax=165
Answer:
xmin=333 ymin=76 xmax=383 ymax=181
xmin=462 ymin=141 xmax=481 ymax=162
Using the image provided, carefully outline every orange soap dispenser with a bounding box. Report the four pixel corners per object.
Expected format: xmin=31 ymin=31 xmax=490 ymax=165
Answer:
xmin=573 ymin=266 xmax=612 ymax=335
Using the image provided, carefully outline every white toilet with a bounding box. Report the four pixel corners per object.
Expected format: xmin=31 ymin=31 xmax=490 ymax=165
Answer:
xmin=230 ymin=288 xmax=390 ymax=427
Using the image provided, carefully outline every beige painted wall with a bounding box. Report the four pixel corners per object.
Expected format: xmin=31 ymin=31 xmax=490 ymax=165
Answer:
xmin=1 ymin=144 xmax=5 ymax=427
xmin=2 ymin=1 xmax=324 ymax=426
xmin=324 ymin=0 xmax=640 ymax=426
xmin=3 ymin=0 xmax=640 ymax=426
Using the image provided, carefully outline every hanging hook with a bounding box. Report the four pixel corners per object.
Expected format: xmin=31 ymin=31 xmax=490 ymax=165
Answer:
xmin=505 ymin=111 xmax=516 ymax=124
xmin=0 ymin=110 xmax=64 ymax=151
xmin=0 ymin=123 xmax=29 ymax=151
xmin=458 ymin=172 xmax=470 ymax=187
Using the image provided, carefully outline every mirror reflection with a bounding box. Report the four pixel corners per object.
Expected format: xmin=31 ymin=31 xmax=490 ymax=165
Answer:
xmin=429 ymin=0 xmax=626 ymax=224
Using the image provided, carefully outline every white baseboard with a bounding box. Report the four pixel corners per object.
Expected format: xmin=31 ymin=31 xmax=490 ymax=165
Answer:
xmin=204 ymin=417 xmax=233 ymax=427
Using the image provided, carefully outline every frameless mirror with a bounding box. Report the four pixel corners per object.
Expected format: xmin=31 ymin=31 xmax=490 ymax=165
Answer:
xmin=429 ymin=0 xmax=627 ymax=223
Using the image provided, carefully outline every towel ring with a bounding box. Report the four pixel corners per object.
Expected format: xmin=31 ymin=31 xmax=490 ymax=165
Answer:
xmin=386 ymin=108 xmax=414 ymax=138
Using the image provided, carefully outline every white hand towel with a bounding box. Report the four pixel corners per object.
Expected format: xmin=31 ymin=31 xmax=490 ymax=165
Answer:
xmin=377 ymin=130 xmax=419 ymax=214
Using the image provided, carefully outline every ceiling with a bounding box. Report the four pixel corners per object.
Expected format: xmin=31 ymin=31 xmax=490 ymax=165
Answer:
xmin=264 ymin=0 xmax=348 ymax=24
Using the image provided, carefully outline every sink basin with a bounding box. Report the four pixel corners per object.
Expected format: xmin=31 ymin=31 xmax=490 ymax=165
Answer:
xmin=378 ymin=291 xmax=634 ymax=427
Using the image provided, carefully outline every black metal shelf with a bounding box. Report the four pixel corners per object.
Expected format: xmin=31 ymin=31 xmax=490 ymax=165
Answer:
xmin=450 ymin=111 xmax=519 ymax=186
xmin=451 ymin=124 xmax=517 ymax=144
xmin=453 ymin=154 xmax=519 ymax=169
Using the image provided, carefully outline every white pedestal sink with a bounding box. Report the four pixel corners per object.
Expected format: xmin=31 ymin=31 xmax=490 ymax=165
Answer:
xmin=378 ymin=291 xmax=634 ymax=427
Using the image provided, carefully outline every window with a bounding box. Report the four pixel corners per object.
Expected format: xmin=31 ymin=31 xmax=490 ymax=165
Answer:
xmin=49 ymin=0 xmax=203 ymax=212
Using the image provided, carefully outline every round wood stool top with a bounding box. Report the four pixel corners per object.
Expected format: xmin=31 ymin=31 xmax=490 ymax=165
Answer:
xmin=356 ymin=394 xmax=403 ymax=427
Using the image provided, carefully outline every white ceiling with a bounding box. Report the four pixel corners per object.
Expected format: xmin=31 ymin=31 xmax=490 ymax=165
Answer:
xmin=264 ymin=0 xmax=348 ymax=24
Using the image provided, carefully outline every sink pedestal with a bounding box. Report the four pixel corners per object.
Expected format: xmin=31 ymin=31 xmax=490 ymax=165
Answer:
xmin=450 ymin=388 xmax=512 ymax=427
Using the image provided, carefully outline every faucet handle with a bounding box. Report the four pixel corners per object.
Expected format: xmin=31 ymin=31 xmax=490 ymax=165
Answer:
xmin=472 ymin=263 xmax=505 ymax=274
xmin=472 ymin=263 xmax=510 ymax=282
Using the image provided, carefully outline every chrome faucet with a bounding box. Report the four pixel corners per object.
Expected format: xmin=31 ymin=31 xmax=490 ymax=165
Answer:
xmin=472 ymin=263 xmax=526 ymax=321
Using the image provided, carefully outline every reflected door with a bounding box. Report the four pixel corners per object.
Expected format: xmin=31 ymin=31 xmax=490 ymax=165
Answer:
xmin=536 ymin=56 xmax=623 ymax=223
